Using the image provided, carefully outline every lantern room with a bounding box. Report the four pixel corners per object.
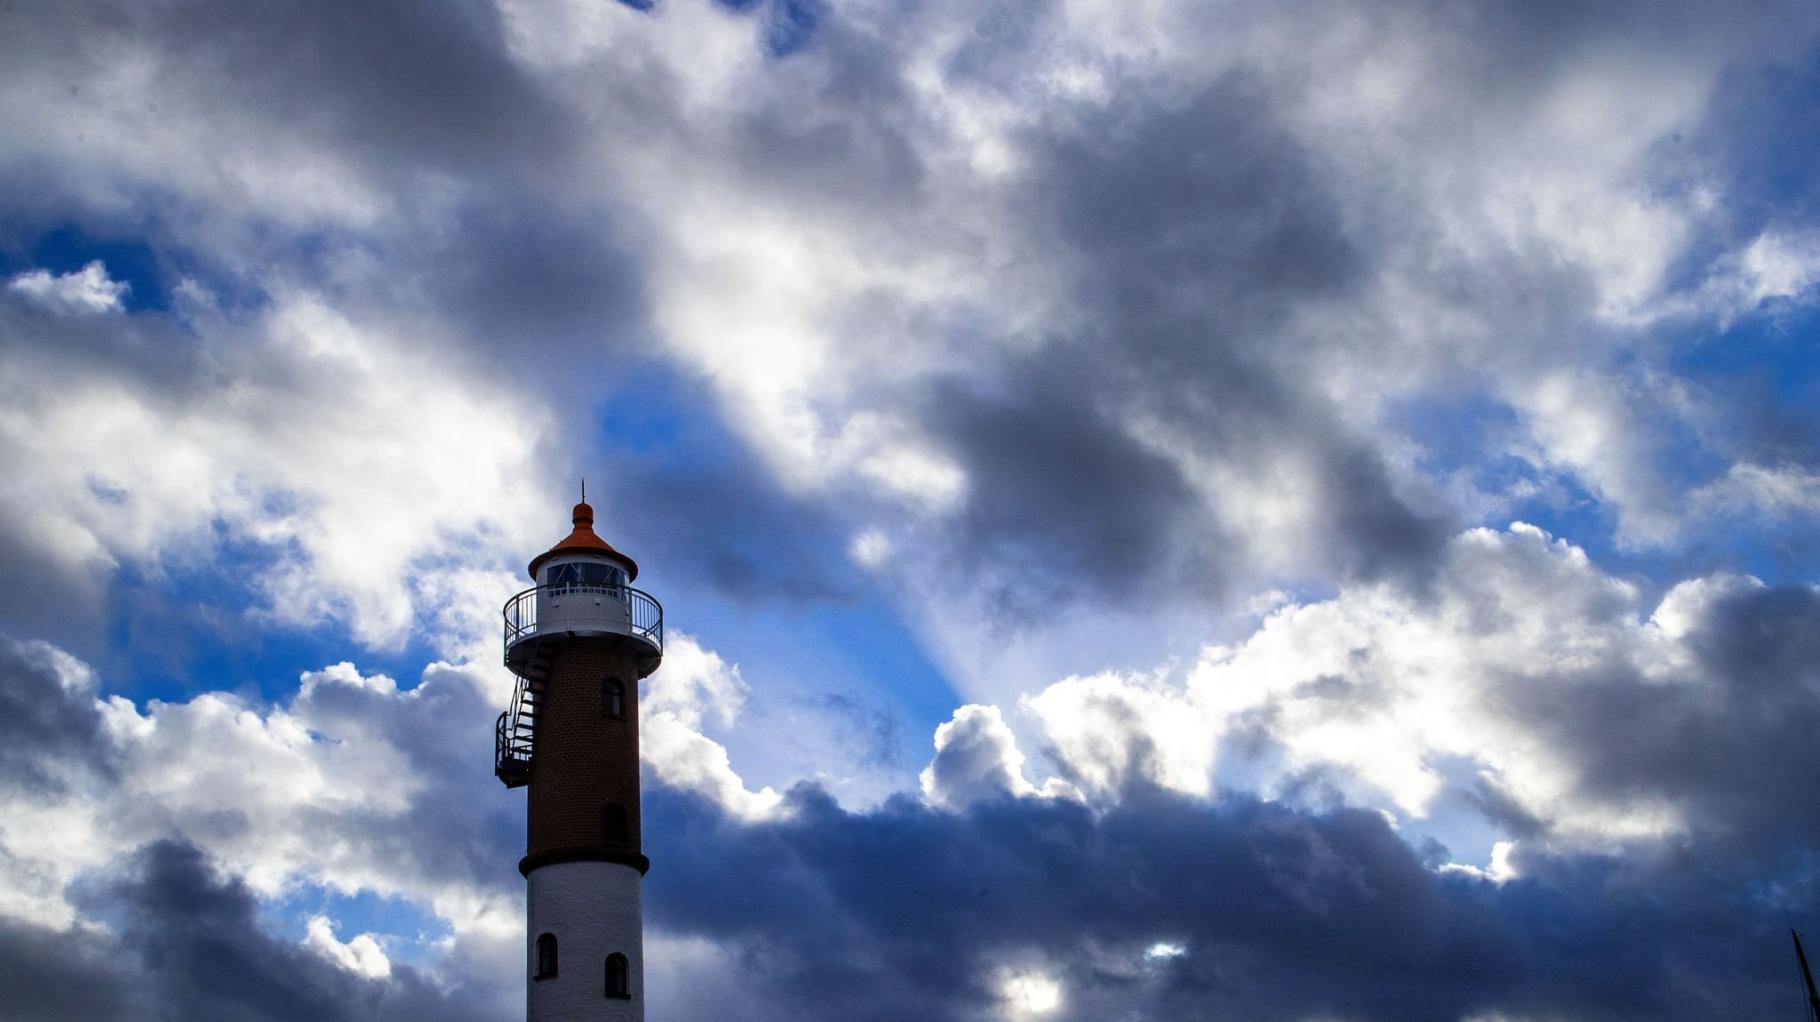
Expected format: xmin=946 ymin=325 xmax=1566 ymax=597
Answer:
xmin=502 ymin=500 xmax=663 ymax=677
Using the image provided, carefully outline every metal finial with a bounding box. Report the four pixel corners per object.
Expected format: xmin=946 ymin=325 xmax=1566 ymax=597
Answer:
xmin=581 ymin=477 xmax=587 ymax=503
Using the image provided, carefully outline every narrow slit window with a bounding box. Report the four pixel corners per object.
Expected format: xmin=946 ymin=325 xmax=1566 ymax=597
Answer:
xmin=535 ymin=933 xmax=558 ymax=979
xmin=602 ymin=677 xmax=625 ymax=719
xmin=604 ymin=803 xmax=629 ymax=844
xmin=605 ymin=953 xmax=630 ymax=999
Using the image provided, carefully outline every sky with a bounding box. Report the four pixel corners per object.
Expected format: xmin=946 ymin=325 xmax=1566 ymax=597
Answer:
xmin=3 ymin=0 xmax=1820 ymax=1019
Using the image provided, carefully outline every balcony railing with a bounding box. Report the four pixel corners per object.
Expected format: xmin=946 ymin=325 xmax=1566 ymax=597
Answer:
xmin=502 ymin=582 xmax=664 ymax=660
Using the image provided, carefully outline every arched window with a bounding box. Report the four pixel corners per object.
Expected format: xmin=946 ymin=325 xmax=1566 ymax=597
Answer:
xmin=602 ymin=677 xmax=625 ymax=719
xmin=605 ymin=953 xmax=630 ymax=999
xmin=535 ymin=933 xmax=558 ymax=979
xmin=603 ymin=803 xmax=629 ymax=844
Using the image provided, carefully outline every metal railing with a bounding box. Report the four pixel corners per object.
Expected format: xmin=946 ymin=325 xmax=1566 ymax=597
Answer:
xmin=495 ymin=708 xmax=532 ymax=783
xmin=502 ymin=583 xmax=664 ymax=658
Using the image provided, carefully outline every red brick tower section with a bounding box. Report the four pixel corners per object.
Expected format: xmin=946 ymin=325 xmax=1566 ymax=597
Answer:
xmin=497 ymin=499 xmax=662 ymax=1022
xmin=522 ymin=635 xmax=648 ymax=873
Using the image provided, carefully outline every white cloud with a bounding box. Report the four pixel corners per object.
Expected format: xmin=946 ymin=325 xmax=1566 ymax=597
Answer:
xmin=992 ymin=524 xmax=1760 ymax=846
xmin=0 ymin=288 xmax=550 ymax=650
xmin=1190 ymin=524 xmax=1672 ymax=834
xmin=644 ymin=712 xmax=784 ymax=821
xmin=1674 ymin=229 xmax=1820 ymax=324
xmin=1439 ymin=839 xmax=1519 ymax=885
xmin=850 ymin=528 xmax=893 ymax=569
xmin=6 ymin=261 xmax=128 ymax=314
xmin=304 ymin=915 xmax=393 ymax=979
xmin=0 ymin=650 xmax=507 ymax=949
xmin=0 ymin=28 xmax=391 ymax=235
xmin=1510 ymin=371 xmax=1683 ymax=547
xmin=0 ymin=629 xmax=779 ymax=976
xmin=1692 ymin=462 xmax=1820 ymax=520
xmin=1648 ymin=572 xmax=1762 ymax=643
xmin=1734 ymin=230 xmax=1820 ymax=306
xmin=920 ymin=704 xmax=1038 ymax=808
xmin=642 ymin=634 xmax=747 ymax=731
xmin=999 ymin=969 xmax=1063 ymax=1017
xmin=641 ymin=634 xmax=783 ymax=820
xmin=1143 ymin=941 xmax=1187 ymax=961
xmin=1024 ymin=670 xmax=1215 ymax=803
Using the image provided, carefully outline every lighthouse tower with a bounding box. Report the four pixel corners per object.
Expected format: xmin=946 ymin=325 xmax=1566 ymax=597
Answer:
xmin=495 ymin=497 xmax=663 ymax=1022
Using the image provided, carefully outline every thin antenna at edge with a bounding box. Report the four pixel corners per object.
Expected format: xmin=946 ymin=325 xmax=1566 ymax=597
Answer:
xmin=1794 ymin=929 xmax=1820 ymax=1022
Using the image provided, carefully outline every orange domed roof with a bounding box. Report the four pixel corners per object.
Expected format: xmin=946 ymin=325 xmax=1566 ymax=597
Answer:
xmin=526 ymin=501 xmax=639 ymax=581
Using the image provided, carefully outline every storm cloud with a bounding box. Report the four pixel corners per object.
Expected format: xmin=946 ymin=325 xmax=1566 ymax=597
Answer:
xmin=0 ymin=839 xmax=501 ymax=1022
xmin=647 ymin=762 xmax=1812 ymax=1021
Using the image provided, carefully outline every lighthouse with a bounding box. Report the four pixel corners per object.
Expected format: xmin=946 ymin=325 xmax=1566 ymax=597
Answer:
xmin=496 ymin=496 xmax=663 ymax=1021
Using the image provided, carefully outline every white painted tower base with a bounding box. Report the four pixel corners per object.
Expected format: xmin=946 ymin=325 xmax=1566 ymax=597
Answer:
xmin=527 ymin=862 xmax=644 ymax=1022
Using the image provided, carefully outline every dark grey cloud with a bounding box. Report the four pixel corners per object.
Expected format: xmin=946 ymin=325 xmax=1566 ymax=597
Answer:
xmin=914 ymin=76 xmax=1449 ymax=620
xmin=408 ymin=199 xmax=655 ymax=374
xmin=0 ymin=913 xmax=133 ymax=1022
xmin=721 ymin=26 xmax=927 ymax=217
xmin=0 ymin=539 xmax=110 ymax=660
xmin=921 ymin=352 xmax=1212 ymax=617
xmin=1507 ymin=583 xmax=1820 ymax=861
xmin=0 ymin=0 xmax=568 ymax=193
xmin=895 ymin=0 xmax=1820 ymax=595
xmin=117 ymin=841 xmax=370 ymax=1021
xmin=7 ymin=779 xmax=1803 ymax=1022
xmin=600 ymin=368 xmax=869 ymax=604
xmin=2 ymin=839 xmax=503 ymax=1022
xmin=1688 ymin=51 xmax=1820 ymax=239
xmin=0 ymin=636 xmax=114 ymax=792
xmin=0 ymin=0 xmax=654 ymax=388
xmin=644 ymin=778 xmax=1815 ymax=1022
xmin=615 ymin=455 xmax=863 ymax=604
